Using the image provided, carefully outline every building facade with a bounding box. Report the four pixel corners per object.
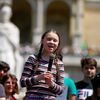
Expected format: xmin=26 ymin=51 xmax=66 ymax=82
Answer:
xmin=1 ymin=0 xmax=100 ymax=81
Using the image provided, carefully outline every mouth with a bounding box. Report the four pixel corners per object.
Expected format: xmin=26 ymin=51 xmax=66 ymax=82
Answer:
xmin=48 ymin=45 xmax=55 ymax=50
xmin=48 ymin=45 xmax=54 ymax=48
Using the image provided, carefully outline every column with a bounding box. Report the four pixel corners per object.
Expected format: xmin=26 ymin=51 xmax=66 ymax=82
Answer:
xmin=33 ymin=0 xmax=44 ymax=47
xmin=75 ymin=0 xmax=84 ymax=35
xmin=72 ymin=0 xmax=84 ymax=55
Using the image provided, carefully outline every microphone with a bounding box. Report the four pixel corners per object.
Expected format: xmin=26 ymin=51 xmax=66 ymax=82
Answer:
xmin=47 ymin=54 xmax=55 ymax=71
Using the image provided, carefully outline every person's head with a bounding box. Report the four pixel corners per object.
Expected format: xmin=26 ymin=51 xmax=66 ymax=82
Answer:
xmin=91 ymin=73 xmax=100 ymax=98
xmin=1 ymin=74 xmax=14 ymax=96
xmin=0 ymin=61 xmax=10 ymax=80
xmin=37 ymin=29 xmax=61 ymax=60
xmin=0 ymin=4 xmax=12 ymax=22
xmin=81 ymin=57 xmax=97 ymax=79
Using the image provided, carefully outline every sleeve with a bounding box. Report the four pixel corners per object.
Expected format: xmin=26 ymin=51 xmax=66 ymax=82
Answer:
xmin=64 ymin=78 xmax=77 ymax=95
xmin=0 ymin=84 xmax=5 ymax=97
xmin=20 ymin=55 xmax=39 ymax=87
xmin=49 ymin=62 xmax=65 ymax=95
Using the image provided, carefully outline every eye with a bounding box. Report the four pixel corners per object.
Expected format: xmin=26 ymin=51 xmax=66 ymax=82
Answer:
xmin=47 ymin=37 xmax=52 ymax=41
xmin=90 ymin=66 xmax=95 ymax=70
xmin=53 ymin=39 xmax=58 ymax=42
xmin=5 ymin=81 xmax=10 ymax=84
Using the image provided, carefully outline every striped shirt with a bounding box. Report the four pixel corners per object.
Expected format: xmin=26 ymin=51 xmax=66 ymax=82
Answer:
xmin=20 ymin=54 xmax=64 ymax=98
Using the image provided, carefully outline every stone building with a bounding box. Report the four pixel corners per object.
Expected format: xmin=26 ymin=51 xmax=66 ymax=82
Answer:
xmin=2 ymin=0 xmax=100 ymax=82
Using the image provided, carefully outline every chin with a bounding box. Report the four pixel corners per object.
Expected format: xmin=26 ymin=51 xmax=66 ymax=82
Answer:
xmin=48 ymin=50 xmax=54 ymax=53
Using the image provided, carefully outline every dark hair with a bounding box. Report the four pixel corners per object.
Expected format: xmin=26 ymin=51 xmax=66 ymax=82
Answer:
xmin=1 ymin=74 xmax=13 ymax=85
xmin=1 ymin=74 xmax=19 ymax=94
xmin=91 ymin=73 xmax=100 ymax=90
xmin=0 ymin=61 xmax=10 ymax=72
xmin=81 ymin=57 xmax=97 ymax=68
xmin=11 ymin=74 xmax=19 ymax=94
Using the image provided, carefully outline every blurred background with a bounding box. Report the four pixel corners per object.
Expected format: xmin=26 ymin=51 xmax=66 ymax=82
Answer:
xmin=0 ymin=0 xmax=100 ymax=82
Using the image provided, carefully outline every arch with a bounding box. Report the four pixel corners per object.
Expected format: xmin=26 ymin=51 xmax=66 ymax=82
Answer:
xmin=44 ymin=0 xmax=72 ymax=10
xmin=11 ymin=0 xmax=32 ymax=44
xmin=45 ymin=1 xmax=71 ymax=47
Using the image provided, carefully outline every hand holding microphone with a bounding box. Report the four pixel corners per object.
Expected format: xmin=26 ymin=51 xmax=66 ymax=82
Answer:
xmin=44 ymin=71 xmax=54 ymax=87
xmin=35 ymin=54 xmax=55 ymax=86
xmin=44 ymin=54 xmax=55 ymax=86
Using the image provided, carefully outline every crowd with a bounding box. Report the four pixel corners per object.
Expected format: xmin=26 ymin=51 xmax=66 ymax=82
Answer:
xmin=0 ymin=61 xmax=19 ymax=100
xmin=0 ymin=2 xmax=100 ymax=100
xmin=0 ymin=1 xmax=100 ymax=100
xmin=0 ymin=29 xmax=100 ymax=100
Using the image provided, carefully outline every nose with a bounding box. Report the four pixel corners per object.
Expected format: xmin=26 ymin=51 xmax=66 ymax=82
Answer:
xmin=8 ymin=81 xmax=14 ymax=87
xmin=10 ymin=82 xmax=13 ymax=86
xmin=87 ymin=68 xmax=91 ymax=72
xmin=50 ymin=40 xmax=55 ymax=44
xmin=0 ymin=70 xmax=5 ymax=78
xmin=0 ymin=70 xmax=5 ymax=74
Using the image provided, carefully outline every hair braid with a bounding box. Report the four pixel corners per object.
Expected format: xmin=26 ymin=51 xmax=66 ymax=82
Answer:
xmin=34 ymin=44 xmax=43 ymax=72
xmin=54 ymin=56 xmax=61 ymax=84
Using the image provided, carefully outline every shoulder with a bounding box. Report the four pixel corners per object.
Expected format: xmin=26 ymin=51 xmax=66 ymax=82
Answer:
xmin=64 ymin=77 xmax=76 ymax=87
xmin=0 ymin=84 xmax=4 ymax=90
xmin=75 ymin=80 xmax=89 ymax=89
xmin=64 ymin=77 xmax=74 ymax=85
xmin=24 ymin=54 xmax=37 ymax=65
xmin=27 ymin=54 xmax=37 ymax=61
xmin=64 ymin=78 xmax=76 ymax=94
xmin=29 ymin=54 xmax=37 ymax=59
xmin=75 ymin=80 xmax=84 ymax=85
xmin=75 ymin=80 xmax=83 ymax=88
xmin=6 ymin=22 xmax=19 ymax=32
xmin=0 ymin=84 xmax=3 ymax=87
xmin=0 ymin=84 xmax=5 ymax=97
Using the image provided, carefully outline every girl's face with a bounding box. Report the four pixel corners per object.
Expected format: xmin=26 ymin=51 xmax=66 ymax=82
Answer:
xmin=42 ymin=32 xmax=59 ymax=54
xmin=4 ymin=77 xmax=13 ymax=95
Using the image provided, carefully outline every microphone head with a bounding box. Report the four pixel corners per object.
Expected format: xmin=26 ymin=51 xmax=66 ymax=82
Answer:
xmin=50 ymin=53 xmax=55 ymax=59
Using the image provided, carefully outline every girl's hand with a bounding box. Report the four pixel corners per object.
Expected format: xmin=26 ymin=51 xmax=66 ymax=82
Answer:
xmin=44 ymin=71 xmax=54 ymax=87
xmin=34 ymin=73 xmax=45 ymax=81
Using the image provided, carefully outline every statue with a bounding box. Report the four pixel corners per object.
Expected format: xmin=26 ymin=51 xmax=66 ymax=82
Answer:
xmin=0 ymin=4 xmax=24 ymax=80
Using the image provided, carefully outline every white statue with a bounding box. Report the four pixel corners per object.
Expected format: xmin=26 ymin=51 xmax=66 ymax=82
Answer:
xmin=0 ymin=4 xmax=24 ymax=78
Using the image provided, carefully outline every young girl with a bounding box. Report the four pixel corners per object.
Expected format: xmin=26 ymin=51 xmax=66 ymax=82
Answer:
xmin=20 ymin=29 xmax=65 ymax=100
xmin=1 ymin=74 xmax=19 ymax=100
